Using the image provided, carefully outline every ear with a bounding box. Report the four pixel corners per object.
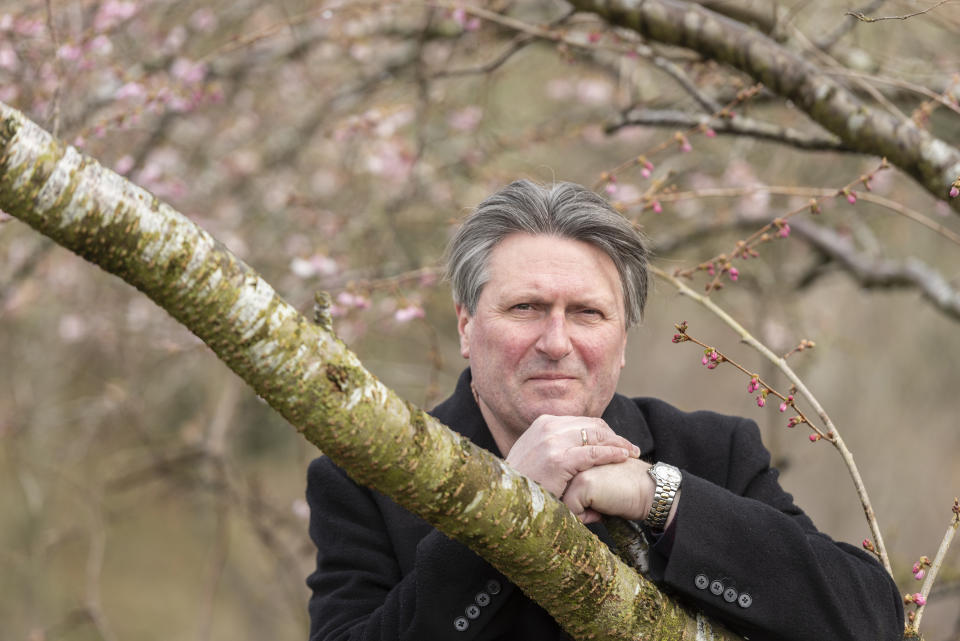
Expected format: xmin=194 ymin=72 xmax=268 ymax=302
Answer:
xmin=455 ymin=303 xmax=472 ymax=359
xmin=619 ymin=332 xmax=628 ymax=369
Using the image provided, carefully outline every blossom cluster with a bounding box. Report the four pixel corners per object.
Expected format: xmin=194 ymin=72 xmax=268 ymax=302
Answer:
xmin=912 ymin=555 xmax=931 ymax=581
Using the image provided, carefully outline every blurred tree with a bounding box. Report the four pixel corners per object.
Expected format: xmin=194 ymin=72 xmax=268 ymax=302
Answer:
xmin=2 ymin=0 xmax=959 ymax=639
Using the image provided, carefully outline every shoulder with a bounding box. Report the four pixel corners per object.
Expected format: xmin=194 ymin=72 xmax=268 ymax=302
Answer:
xmin=630 ymin=397 xmax=769 ymax=479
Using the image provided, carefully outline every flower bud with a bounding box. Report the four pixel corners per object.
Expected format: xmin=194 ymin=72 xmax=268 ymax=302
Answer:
xmin=779 ymin=402 xmax=787 ymax=413
xmin=913 ymin=593 xmax=926 ymax=606
xmin=809 ymin=433 xmax=820 ymax=442
xmin=729 ymin=267 xmax=739 ymax=281
xmin=914 ymin=569 xmax=926 ymax=581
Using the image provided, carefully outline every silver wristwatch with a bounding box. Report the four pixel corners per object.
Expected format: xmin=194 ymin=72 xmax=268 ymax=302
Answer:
xmin=645 ymin=462 xmax=682 ymax=531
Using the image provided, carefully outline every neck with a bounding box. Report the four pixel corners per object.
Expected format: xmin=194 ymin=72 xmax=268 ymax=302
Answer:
xmin=471 ymin=382 xmax=520 ymax=456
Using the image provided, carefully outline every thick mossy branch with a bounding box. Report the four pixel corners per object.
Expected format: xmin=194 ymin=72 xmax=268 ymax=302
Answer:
xmin=0 ymin=102 xmax=745 ymax=641
xmin=570 ymin=0 xmax=960 ymax=214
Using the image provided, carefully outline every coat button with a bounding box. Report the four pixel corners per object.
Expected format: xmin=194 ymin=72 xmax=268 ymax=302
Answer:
xmin=694 ymin=574 xmax=709 ymax=590
xmin=738 ymin=592 xmax=753 ymax=608
xmin=709 ymin=580 xmax=724 ymax=596
xmin=465 ymin=604 xmax=481 ymax=620
xmin=723 ymin=587 xmax=738 ymax=603
xmin=454 ymin=616 xmax=469 ymax=631
xmin=476 ymin=592 xmax=491 ymax=607
xmin=486 ymin=579 xmax=502 ymax=595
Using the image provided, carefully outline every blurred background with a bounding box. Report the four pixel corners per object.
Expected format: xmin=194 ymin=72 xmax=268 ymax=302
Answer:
xmin=1 ymin=0 xmax=959 ymax=639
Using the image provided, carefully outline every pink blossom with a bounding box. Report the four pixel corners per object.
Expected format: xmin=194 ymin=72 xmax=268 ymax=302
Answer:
xmin=0 ymin=84 xmax=18 ymax=103
xmin=914 ymin=569 xmax=926 ymax=581
xmin=0 ymin=43 xmax=18 ymax=71
xmin=336 ymin=292 xmax=370 ymax=309
xmin=710 ymin=351 xmax=719 ymax=362
xmin=94 ymin=0 xmax=138 ymax=32
xmin=728 ymin=267 xmax=739 ymax=281
xmin=913 ymin=593 xmax=926 ymax=606
xmin=846 ymin=190 xmax=857 ymax=204
xmin=171 ymin=58 xmax=206 ymax=85
xmin=756 ymin=395 xmax=765 ymax=408
xmin=707 ymin=264 xmax=716 ymax=277
xmin=89 ymin=35 xmax=113 ymax=56
xmin=57 ymin=43 xmax=83 ymax=61
xmin=575 ymin=78 xmax=613 ymax=106
xmin=681 ymin=140 xmax=692 ymax=152
xmin=114 ymin=155 xmax=134 ymax=175
xmin=778 ymin=223 xmax=791 ymax=238
xmin=448 ymin=105 xmax=483 ymax=132
xmin=950 ymin=186 xmax=959 ymax=198
xmin=862 ymin=539 xmax=873 ymax=550
xmin=704 ymin=128 xmax=716 ymax=138
xmin=394 ymin=305 xmax=425 ymax=323
xmin=701 ymin=356 xmax=709 ymax=366
xmin=641 ymin=167 xmax=651 ymax=178
xmin=809 ymin=433 xmax=819 ymax=442
xmin=652 ymin=201 xmax=662 ymax=214
xmin=605 ymin=183 xmax=618 ymax=195
xmin=747 ymin=377 xmax=759 ymax=393
xmin=779 ymin=402 xmax=787 ymax=413
xmin=787 ymin=418 xmax=798 ymax=428
xmin=189 ymin=8 xmax=218 ymax=33
xmin=706 ymin=362 xmax=717 ymax=370
xmin=115 ymin=81 xmax=147 ymax=102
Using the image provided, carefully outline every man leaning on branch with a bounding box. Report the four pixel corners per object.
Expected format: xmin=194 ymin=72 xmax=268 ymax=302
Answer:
xmin=305 ymin=180 xmax=904 ymax=640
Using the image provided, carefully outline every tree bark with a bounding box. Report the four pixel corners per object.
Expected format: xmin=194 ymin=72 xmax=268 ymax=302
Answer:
xmin=0 ymin=102 xmax=745 ymax=640
xmin=569 ymin=0 xmax=960 ymax=214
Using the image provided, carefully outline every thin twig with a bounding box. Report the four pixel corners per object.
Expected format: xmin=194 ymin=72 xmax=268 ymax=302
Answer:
xmin=44 ymin=0 xmax=63 ymax=137
xmin=847 ymin=0 xmax=952 ymax=22
xmin=645 ymin=185 xmax=960 ymax=248
xmin=910 ymin=498 xmax=959 ymax=633
xmin=608 ymin=108 xmax=850 ymax=152
xmin=817 ymin=0 xmax=888 ymax=50
xmin=652 ymin=265 xmax=893 ymax=575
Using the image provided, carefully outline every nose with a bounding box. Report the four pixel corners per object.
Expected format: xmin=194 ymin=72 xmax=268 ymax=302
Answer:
xmin=535 ymin=312 xmax=573 ymax=360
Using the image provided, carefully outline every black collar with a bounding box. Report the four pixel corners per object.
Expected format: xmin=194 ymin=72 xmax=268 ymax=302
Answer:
xmin=429 ymin=369 xmax=655 ymax=458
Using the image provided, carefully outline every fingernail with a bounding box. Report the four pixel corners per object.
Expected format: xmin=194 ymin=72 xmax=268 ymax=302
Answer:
xmin=633 ymin=446 xmax=641 ymax=457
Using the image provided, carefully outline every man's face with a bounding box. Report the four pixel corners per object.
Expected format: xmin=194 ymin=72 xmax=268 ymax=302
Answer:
xmin=456 ymin=232 xmax=629 ymax=441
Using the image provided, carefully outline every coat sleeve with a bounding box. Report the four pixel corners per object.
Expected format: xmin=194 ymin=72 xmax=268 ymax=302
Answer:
xmin=646 ymin=414 xmax=904 ymax=641
xmin=305 ymin=456 xmax=518 ymax=641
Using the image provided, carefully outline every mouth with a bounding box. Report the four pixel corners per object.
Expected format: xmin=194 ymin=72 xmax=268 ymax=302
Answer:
xmin=527 ymin=374 xmax=577 ymax=381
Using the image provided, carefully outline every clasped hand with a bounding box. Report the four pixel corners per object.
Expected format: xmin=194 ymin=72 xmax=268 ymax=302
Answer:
xmin=504 ymin=415 xmax=655 ymax=524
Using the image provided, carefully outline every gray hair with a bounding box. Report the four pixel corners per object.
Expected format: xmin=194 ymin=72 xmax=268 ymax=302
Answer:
xmin=444 ymin=179 xmax=650 ymax=327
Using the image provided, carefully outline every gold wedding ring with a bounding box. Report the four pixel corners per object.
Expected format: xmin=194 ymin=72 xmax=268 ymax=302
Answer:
xmin=580 ymin=428 xmax=588 ymax=446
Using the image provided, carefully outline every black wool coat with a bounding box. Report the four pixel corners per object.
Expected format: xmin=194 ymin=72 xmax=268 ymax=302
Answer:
xmin=306 ymin=369 xmax=903 ymax=641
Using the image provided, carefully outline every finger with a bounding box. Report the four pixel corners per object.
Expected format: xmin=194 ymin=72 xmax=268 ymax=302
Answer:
xmin=578 ymin=421 xmax=640 ymax=457
xmin=567 ymin=445 xmax=631 ymax=473
xmin=579 ymin=508 xmax=602 ymax=524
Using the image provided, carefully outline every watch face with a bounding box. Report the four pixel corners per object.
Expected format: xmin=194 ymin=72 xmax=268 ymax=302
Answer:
xmin=656 ymin=463 xmax=682 ymax=484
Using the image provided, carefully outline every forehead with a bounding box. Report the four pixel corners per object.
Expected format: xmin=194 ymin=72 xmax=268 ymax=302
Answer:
xmin=483 ymin=233 xmax=624 ymax=305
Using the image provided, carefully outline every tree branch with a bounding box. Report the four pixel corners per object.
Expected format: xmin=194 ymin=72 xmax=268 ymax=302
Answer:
xmin=607 ymin=108 xmax=852 ymax=152
xmin=570 ymin=0 xmax=960 ymax=213
xmin=790 ymin=218 xmax=960 ymax=322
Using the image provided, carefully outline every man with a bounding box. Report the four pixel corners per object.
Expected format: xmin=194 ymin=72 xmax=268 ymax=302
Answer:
xmin=306 ymin=180 xmax=904 ymax=640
